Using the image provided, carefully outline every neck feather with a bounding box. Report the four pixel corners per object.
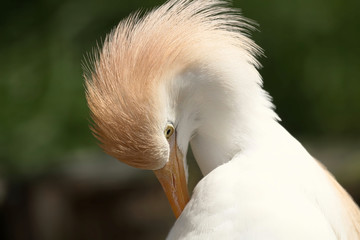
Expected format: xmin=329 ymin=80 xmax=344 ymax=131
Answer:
xmin=167 ymin=48 xmax=278 ymax=175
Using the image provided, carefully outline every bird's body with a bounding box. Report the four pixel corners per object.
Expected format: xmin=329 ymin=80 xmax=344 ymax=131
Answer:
xmin=170 ymin=123 xmax=357 ymax=239
xmin=85 ymin=0 xmax=360 ymax=239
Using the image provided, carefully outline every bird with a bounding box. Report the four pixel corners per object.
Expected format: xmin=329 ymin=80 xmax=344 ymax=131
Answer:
xmin=84 ymin=0 xmax=360 ymax=239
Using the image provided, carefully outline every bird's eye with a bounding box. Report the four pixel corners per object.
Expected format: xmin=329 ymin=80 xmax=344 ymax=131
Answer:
xmin=164 ymin=124 xmax=175 ymax=139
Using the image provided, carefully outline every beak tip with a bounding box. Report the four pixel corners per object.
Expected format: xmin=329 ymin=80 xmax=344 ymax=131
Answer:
xmin=154 ymin=139 xmax=189 ymax=218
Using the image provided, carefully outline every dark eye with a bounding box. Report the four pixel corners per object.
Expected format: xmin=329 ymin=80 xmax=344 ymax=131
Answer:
xmin=164 ymin=124 xmax=175 ymax=139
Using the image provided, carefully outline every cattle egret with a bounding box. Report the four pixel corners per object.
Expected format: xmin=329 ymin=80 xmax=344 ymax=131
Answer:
xmin=85 ymin=0 xmax=360 ymax=238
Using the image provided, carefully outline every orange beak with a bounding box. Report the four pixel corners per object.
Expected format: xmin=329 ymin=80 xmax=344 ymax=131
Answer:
xmin=154 ymin=135 xmax=190 ymax=218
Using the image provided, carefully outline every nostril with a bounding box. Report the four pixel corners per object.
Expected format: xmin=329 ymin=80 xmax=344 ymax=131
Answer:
xmin=172 ymin=174 xmax=176 ymax=187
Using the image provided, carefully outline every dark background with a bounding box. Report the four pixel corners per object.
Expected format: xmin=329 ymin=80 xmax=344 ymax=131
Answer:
xmin=1 ymin=0 xmax=359 ymax=239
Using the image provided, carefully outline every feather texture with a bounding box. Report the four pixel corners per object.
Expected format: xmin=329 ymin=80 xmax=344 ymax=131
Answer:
xmin=84 ymin=0 xmax=360 ymax=238
xmin=85 ymin=0 xmax=261 ymax=169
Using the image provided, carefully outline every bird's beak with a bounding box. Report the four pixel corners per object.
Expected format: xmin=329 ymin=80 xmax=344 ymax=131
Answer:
xmin=154 ymin=135 xmax=190 ymax=218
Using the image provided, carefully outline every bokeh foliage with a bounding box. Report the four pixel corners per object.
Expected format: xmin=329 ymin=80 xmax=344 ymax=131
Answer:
xmin=1 ymin=0 xmax=359 ymax=176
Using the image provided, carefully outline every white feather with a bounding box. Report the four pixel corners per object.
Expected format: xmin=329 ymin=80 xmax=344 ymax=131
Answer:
xmin=164 ymin=33 xmax=358 ymax=239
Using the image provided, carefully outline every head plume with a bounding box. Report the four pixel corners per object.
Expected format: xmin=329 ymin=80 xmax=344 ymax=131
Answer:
xmin=84 ymin=0 xmax=261 ymax=169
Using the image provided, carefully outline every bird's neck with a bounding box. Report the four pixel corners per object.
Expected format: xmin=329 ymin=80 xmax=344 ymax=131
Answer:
xmin=169 ymin=49 xmax=279 ymax=176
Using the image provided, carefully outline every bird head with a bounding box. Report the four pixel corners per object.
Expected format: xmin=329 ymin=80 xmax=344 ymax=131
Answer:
xmin=85 ymin=0 xmax=265 ymax=218
xmin=84 ymin=29 xmax=190 ymax=217
xmin=84 ymin=8 xmax=193 ymax=217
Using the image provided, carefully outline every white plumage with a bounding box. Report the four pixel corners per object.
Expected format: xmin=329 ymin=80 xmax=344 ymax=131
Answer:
xmin=85 ymin=0 xmax=360 ymax=239
xmin=170 ymin=124 xmax=347 ymax=239
xmin=165 ymin=54 xmax=359 ymax=239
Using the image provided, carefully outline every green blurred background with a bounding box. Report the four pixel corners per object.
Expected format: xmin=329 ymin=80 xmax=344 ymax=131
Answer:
xmin=1 ymin=0 xmax=359 ymax=239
